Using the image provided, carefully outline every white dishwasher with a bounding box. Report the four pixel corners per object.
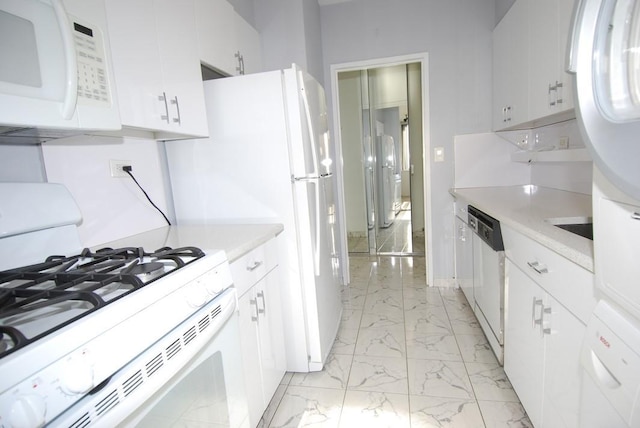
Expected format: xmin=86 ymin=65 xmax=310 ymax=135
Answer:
xmin=468 ymin=205 xmax=505 ymax=364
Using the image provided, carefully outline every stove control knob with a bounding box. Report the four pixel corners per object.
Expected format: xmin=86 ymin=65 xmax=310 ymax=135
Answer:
xmin=9 ymin=394 xmax=46 ymax=428
xmin=204 ymin=271 xmax=224 ymax=294
xmin=60 ymin=353 xmax=94 ymax=395
xmin=186 ymin=283 xmax=208 ymax=307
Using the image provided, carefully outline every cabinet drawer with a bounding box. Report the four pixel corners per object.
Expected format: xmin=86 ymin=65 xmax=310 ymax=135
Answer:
xmin=454 ymin=200 xmax=469 ymax=222
xmin=502 ymin=225 xmax=596 ymax=324
xmin=231 ymin=238 xmax=279 ymax=297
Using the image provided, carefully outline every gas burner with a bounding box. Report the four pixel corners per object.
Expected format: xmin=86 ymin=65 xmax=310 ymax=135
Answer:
xmin=127 ymin=262 xmax=165 ymax=282
xmin=0 ymin=245 xmax=206 ymax=359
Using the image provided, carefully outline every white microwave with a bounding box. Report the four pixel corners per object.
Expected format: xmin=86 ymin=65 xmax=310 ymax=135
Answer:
xmin=0 ymin=0 xmax=120 ymax=141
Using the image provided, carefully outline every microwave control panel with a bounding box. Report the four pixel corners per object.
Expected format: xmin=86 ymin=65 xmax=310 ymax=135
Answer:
xmin=71 ymin=18 xmax=111 ymax=107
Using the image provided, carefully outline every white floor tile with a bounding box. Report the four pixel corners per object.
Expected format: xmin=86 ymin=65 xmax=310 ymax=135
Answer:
xmin=269 ymin=386 xmax=345 ymax=428
xmin=408 ymin=359 xmax=474 ymax=399
xmin=265 ymin=256 xmax=530 ymax=427
xmin=339 ymin=391 xmax=410 ymax=428
xmin=409 ymin=395 xmax=485 ymax=428
xmin=347 ymin=355 xmax=408 ymax=394
xmin=476 ymin=400 xmax=533 ymax=427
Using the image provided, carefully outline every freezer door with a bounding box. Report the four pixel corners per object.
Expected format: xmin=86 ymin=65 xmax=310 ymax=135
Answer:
xmin=286 ymin=66 xmax=332 ymax=179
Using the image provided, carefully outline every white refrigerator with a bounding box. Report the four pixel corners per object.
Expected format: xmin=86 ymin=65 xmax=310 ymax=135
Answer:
xmin=165 ymin=65 xmax=342 ymax=372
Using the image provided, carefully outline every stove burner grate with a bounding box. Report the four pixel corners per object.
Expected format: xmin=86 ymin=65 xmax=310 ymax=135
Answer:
xmin=0 ymin=246 xmax=205 ymax=359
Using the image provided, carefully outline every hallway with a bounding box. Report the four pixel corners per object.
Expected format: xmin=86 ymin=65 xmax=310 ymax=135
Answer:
xmin=260 ymin=256 xmax=532 ymax=427
xmin=347 ymin=200 xmax=425 ymax=255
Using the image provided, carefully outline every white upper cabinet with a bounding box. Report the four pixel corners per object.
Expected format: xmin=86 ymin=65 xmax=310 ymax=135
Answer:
xmin=105 ymin=0 xmax=208 ymax=139
xmin=234 ymin=13 xmax=263 ymax=75
xmin=493 ymin=0 xmax=529 ymax=130
xmin=528 ymin=0 xmax=575 ymax=121
xmin=493 ymin=0 xmax=576 ymax=131
xmin=195 ymin=0 xmax=237 ymax=75
xmin=195 ymin=0 xmax=262 ymax=76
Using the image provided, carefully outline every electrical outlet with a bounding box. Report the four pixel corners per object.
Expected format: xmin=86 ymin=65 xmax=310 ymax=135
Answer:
xmin=110 ymin=160 xmax=132 ymax=178
xmin=558 ymin=136 xmax=569 ymax=149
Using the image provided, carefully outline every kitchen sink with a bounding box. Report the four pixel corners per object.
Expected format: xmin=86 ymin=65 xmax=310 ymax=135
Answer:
xmin=545 ymin=216 xmax=593 ymax=240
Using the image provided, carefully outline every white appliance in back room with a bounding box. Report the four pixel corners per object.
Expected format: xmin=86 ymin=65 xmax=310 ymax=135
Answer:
xmin=165 ymin=64 xmax=343 ymax=372
xmin=569 ymin=0 xmax=640 ymax=425
xmin=378 ymin=134 xmax=397 ymax=228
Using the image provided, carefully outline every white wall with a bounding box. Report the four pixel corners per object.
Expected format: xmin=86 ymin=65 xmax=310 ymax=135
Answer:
xmin=41 ymin=136 xmax=172 ymax=248
xmin=495 ymin=0 xmax=516 ymax=24
xmin=454 ymin=133 xmax=530 ymax=188
xmin=253 ymin=0 xmax=325 ymax=84
xmin=338 ymin=71 xmax=368 ymax=235
xmin=0 ymin=144 xmax=46 ymax=182
xmin=320 ymin=0 xmax=495 ymax=282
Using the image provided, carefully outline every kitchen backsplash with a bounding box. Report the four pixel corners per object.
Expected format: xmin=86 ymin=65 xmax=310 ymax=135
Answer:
xmin=454 ymin=119 xmax=593 ymax=195
xmin=0 ymin=144 xmax=47 ymax=183
xmin=39 ymin=135 xmax=173 ymax=248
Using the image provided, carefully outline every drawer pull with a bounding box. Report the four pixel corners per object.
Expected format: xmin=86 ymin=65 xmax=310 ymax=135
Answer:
xmin=527 ymin=261 xmax=548 ymax=274
xmin=246 ymin=261 xmax=263 ymax=272
xmin=631 ymin=212 xmax=640 ymax=220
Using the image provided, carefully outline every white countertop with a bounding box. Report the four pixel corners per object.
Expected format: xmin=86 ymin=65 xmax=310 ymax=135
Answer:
xmin=95 ymin=224 xmax=284 ymax=263
xmin=450 ymin=185 xmax=594 ymax=272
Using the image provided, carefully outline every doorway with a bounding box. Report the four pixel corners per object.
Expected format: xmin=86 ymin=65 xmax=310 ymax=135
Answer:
xmin=336 ymin=63 xmax=425 ymax=256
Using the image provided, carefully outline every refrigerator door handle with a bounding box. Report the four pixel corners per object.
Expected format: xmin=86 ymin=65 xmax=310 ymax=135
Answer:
xmin=292 ymin=173 xmax=333 ymax=182
xmin=299 ymin=75 xmax=320 ymax=177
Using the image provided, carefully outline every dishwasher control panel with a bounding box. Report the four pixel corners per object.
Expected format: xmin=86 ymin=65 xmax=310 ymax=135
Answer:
xmin=468 ymin=205 xmax=504 ymax=251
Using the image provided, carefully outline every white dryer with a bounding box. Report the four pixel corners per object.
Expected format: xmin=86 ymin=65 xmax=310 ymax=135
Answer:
xmin=580 ymin=301 xmax=640 ymax=427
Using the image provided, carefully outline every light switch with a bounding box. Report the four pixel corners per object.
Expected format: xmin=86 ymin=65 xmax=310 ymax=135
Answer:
xmin=558 ymin=136 xmax=569 ymax=149
xmin=434 ymin=146 xmax=445 ymax=162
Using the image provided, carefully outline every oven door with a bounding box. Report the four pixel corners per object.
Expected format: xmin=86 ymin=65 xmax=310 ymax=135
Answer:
xmin=54 ymin=288 xmax=249 ymax=428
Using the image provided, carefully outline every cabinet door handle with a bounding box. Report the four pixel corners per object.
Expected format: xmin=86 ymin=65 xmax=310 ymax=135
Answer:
xmin=555 ymin=81 xmax=563 ymax=105
xmin=159 ymin=92 xmax=170 ymax=123
xmin=257 ymin=290 xmax=266 ymax=315
xmin=527 ymin=261 xmax=548 ymax=274
xmin=532 ymin=298 xmax=543 ymax=328
xmin=541 ymin=305 xmax=552 ymax=336
xmin=249 ymin=298 xmax=259 ymax=322
xmin=246 ymin=261 xmax=263 ymax=271
xmin=235 ymin=51 xmax=245 ymax=75
xmin=170 ymin=96 xmax=181 ymax=124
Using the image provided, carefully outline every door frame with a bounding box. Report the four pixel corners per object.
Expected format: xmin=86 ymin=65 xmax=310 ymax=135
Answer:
xmin=330 ymin=52 xmax=433 ymax=288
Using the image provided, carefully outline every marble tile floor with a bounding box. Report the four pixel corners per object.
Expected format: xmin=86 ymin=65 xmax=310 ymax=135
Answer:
xmin=347 ymin=210 xmax=425 ymax=255
xmin=259 ymin=256 xmax=532 ymax=428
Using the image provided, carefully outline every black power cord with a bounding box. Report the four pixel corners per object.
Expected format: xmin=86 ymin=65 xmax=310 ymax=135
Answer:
xmin=123 ymin=165 xmax=171 ymax=226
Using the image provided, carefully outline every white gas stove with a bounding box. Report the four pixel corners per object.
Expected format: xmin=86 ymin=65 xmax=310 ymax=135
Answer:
xmin=0 ymin=184 xmax=247 ymax=427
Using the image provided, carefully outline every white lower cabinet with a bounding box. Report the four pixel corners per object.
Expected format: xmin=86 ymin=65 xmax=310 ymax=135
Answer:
xmin=233 ymin=239 xmax=286 ymax=427
xmin=454 ymin=213 xmax=474 ymax=306
xmin=505 ymin=260 xmax=545 ymax=426
xmin=503 ymin=225 xmax=595 ymax=428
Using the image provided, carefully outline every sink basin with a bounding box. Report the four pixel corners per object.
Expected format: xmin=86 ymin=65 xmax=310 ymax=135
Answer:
xmin=545 ymin=216 xmax=593 ymax=240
